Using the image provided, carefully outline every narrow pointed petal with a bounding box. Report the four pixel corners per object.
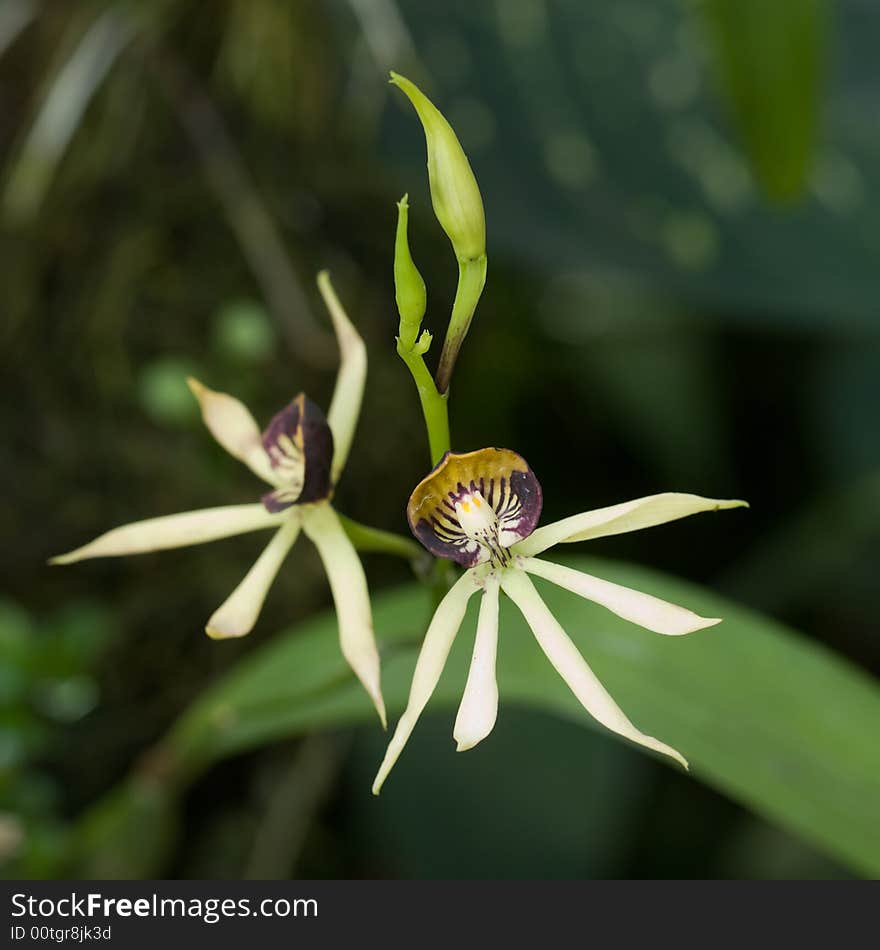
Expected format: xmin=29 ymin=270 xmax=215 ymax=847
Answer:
xmin=302 ymin=504 xmax=385 ymax=726
xmin=522 ymin=558 xmax=720 ymax=636
xmin=372 ymin=571 xmax=480 ymax=794
xmin=317 ymin=272 xmax=366 ymax=484
xmin=453 ymin=575 xmax=500 ymax=751
xmin=206 ymin=516 xmax=301 ymax=640
xmin=501 ymin=571 xmax=688 ymax=768
xmin=515 ymin=493 xmax=748 ymax=557
xmin=187 ymin=378 xmax=278 ymax=485
xmin=50 ymin=505 xmax=284 ymax=564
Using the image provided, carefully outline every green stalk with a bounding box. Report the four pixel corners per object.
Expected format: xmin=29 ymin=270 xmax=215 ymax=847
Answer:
xmin=393 ymin=194 xmax=451 ymax=465
xmin=336 ymin=512 xmax=426 ymax=566
xmin=435 ymin=254 xmax=487 ymax=395
xmin=396 ymin=334 xmax=451 ymax=464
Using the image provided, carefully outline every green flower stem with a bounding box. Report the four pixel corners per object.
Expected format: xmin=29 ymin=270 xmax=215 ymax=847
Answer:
xmin=435 ymin=254 xmax=487 ymax=395
xmin=396 ymin=335 xmax=451 ymax=464
xmin=337 ymin=512 xmax=425 ymax=566
xmin=340 ymin=515 xmax=453 ymax=608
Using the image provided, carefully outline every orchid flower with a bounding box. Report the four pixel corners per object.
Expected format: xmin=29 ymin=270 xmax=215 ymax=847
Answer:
xmin=373 ymin=447 xmax=747 ymax=792
xmin=51 ymin=273 xmax=386 ymax=726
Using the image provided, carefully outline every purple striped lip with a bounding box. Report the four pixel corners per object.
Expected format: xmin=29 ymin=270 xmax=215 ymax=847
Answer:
xmin=260 ymin=393 xmax=334 ymax=512
xmin=407 ymin=448 xmax=543 ymax=567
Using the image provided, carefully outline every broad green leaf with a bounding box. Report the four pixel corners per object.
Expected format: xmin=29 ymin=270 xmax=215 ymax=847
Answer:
xmin=156 ymin=555 xmax=880 ymax=877
xmin=693 ymin=0 xmax=827 ymax=201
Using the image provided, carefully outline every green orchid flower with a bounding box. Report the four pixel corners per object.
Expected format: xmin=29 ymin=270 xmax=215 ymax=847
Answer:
xmin=373 ymin=447 xmax=747 ymax=792
xmin=52 ymin=273 xmax=386 ymax=726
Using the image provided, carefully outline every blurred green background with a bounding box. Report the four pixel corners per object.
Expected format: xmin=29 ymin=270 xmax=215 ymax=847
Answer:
xmin=2 ymin=0 xmax=879 ymax=879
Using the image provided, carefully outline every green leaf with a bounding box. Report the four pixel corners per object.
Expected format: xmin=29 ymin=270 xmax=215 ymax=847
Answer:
xmin=693 ymin=0 xmax=827 ymax=201
xmin=153 ymin=555 xmax=880 ymax=877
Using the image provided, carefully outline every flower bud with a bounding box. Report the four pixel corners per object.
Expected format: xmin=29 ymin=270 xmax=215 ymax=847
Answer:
xmin=394 ymin=194 xmax=427 ymax=348
xmin=390 ymin=72 xmax=486 ymax=262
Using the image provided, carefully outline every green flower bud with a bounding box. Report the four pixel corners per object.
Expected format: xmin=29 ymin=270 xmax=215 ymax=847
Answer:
xmin=390 ymin=72 xmax=486 ymax=262
xmin=394 ymin=194 xmax=427 ymax=349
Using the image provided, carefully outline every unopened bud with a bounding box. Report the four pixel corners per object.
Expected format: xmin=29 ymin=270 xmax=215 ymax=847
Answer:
xmin=394 ymin=194 xmax=427 ymax=348
xmin=390 ymin=72 xmax=486 ymax=262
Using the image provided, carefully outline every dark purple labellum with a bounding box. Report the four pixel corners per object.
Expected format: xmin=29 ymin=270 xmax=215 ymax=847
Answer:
xmin=407 ymin=448 xmax=543 ymax=567
xmin=260 ymin=393 xmax=334 ymax=512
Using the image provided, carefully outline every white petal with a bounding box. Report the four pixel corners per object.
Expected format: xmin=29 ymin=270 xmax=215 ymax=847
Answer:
xmin=453 ymin=575 xmax=500 ymax=751
xmin=302 ymin=504 xmax=385 ymax=726
xmin=317 ymin=272 xmax=366 ymax=483
xmin=522 ymin=557 xmax=720 ymax=636
xmin=50 ymin=504 xmax=284 ymax=564
xmin=501 ymin=570 xmax=687 ymax=769
xmin=514 ymin=493 xmax=748 ymax=557
xmin=206 ymin=516 xmax=301 ymax=639
xmin=187 ymin=377 xmax=278 ymax=485
xmin=372 ymin=571 xmax=480 ymax=794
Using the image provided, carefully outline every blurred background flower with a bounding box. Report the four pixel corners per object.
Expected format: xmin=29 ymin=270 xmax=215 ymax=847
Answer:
xmin=2 ymin=0 xmax=878 ymax=879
